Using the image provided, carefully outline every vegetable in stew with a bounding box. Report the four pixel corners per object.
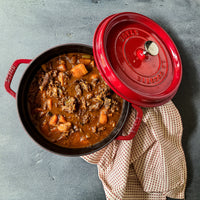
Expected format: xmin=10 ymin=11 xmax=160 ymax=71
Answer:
xmin=28 ymin=53 xmax=123 ymax=148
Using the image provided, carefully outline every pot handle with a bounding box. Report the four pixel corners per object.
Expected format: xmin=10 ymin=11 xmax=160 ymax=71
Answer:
xmin=116 ymin=104 xmax=143 ymax=140
xmin=4 ymin=59 xmax=32 ymax=98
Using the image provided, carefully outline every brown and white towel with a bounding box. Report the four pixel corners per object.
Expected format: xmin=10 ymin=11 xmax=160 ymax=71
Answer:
xmin=82 ymin=101 xmax=187 ymax=200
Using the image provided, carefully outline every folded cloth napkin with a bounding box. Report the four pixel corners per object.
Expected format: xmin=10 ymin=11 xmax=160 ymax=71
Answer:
xmin=82 ymin=101 xmax=187 ymax=200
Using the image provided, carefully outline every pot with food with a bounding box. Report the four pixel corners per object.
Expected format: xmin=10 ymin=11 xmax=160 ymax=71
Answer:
xmin=5 ymin=44 xmax=142 ymax=156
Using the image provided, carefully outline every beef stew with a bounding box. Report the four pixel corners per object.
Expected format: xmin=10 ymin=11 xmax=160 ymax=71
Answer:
xmin=28 ymin=53 xmax=123 ymax=148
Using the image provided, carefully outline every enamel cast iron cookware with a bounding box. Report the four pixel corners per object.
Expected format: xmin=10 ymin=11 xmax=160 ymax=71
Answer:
xmin=5 ymin=12 xmax=182 ymax=156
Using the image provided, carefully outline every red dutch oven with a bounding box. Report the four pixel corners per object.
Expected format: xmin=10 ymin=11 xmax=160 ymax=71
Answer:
xmin=4 ymin=12 xmax=182 ymax=156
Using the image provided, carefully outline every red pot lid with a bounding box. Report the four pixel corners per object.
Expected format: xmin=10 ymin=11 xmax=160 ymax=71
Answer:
xmin=93 ymin=12 xmax=182 ymax=107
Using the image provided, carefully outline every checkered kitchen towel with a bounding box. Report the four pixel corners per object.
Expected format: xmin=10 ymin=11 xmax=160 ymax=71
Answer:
xmin=82 ymin=101 xmax=187 ymax=200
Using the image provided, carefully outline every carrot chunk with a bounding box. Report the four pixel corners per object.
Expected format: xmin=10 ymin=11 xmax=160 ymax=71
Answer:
xmin=89 ymin=60 xmax=95 ymax=67
xmin=47 ymin=99 xmax=52 ymax=110
xmin=79 ymin=58 xmax=91 ymax=65
xmin=99 ymin=108 xmax=108 ymax=124
xmin=90 ymin=73 xmax=99 ymax=81
xmin=49 ymin=115 xmax=58 ymax=126
xmin=57 ymin=122 xmax=72 ymax=132
xmin=71 ymin=64 xmax=88 ymax=78
xmin=59 ymin=115 xmax=67 ymax=123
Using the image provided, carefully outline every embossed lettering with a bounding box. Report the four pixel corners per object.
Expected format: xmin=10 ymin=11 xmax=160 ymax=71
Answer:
xmin=119 ymin=30 xmax=136 ymax=42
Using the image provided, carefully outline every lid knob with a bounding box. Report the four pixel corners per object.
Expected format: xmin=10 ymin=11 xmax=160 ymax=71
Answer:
xmin=144 ymin=41 xmax=159 ymax=56
xmin=136 ymin=41 xmax=159 ymax=61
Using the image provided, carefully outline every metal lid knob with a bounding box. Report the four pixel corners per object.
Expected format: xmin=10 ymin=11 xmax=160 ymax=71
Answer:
xmin=144 ymin=41 xmax=159 ymax=56
xmin=136 ymin=41 xmax=159 ymax=61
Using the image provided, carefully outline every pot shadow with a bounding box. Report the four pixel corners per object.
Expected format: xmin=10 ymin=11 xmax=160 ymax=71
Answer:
xmin=153 ymin=17 xmax=199 ymax=190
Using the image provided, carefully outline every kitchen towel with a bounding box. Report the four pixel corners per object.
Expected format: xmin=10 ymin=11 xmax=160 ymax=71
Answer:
xmin=82 ymin=101 xmax=187 ymax=200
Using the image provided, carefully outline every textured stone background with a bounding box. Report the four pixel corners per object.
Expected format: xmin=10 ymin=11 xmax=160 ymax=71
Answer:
xmin=0 ymin=0 xmax=200 ymax=199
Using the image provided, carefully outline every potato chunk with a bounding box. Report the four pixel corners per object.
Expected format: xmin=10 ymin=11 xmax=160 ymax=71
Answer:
xmin=57 ymin=64 xmax=67 ymax=72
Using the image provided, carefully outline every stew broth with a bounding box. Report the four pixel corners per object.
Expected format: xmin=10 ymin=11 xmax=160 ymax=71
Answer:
xmin=28 ymin=53 xmax=123 ymax=148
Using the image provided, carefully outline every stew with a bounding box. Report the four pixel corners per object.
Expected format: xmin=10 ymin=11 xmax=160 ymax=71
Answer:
xmin=28 ymin=53 xmax=123 ymax=148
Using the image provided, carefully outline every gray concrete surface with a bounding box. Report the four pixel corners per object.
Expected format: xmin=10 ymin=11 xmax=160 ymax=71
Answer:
xmin=0 ymin=0 xmax=200 ymax=199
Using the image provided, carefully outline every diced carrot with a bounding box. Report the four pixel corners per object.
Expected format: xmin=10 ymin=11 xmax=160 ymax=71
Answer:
xmin=90 ymin=60 xmax=95 ymax=67
xmin=79 ymin=58 xmax=91 ymax=65
xmin=58 ymin=72 xmax=64 ymax=86
xmin=57 ymin=122 xmax=72 ymax=132
xmin=47 ymin=99 xmax=52 ymax=110
xmin=99 ymin=108 xmax=108 ymax=124
xmin=57 ymin=64 xmax=67 ymax=72
xmin=71 ymin=64 xmax=88 ymax=78
xmin=59 ymin=115 xmax=67 ymax=123
xmin=90 ymin=73 xmax=99 ymax=80
xmin=49 ymin=115 xmax=58 ymax=126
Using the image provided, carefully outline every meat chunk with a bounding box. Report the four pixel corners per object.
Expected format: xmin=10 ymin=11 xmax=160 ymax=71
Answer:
xmin=46 ymin=85 xmax=58 ymax=98
xmin=75 ymin=84 xmax=82 ymax=96
xmin=89 ymin=97 xmax=104 ymax=111
xmin=110 ymin=100 xmax=120 ymax=113
xmin=82 ymin=113 xmax=90 ymax=125
xmin=58 ymin=72 xmax=64 ymax=86
xmin=80 ymin=96 xmax=86 ymax=110
xmin=73 ymin=125 xmax=79 ymax=132
xmin=79 ymin=80 xmax=91 ymax=92
xmin=62 ymin=97 xmax=78 ymax=113
xmin=86 ymin=93 xmax=93 ymax=99
xmin=97 ymin=83 xmax=111 ymax=98
xmin=64 ymin=71 xmax=71 ymax=79
xmin=97 ymin=126 xmax=106 ymax=132
xmin=91 ymin=126 xmax=97 ymax=134
xmin=104 ymin=98 xmax=111 ymax=109
xmin=39 ymin=73 xmax=49 ymax=91
xmin=57 ymin=60 xmax=67 ymax=72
